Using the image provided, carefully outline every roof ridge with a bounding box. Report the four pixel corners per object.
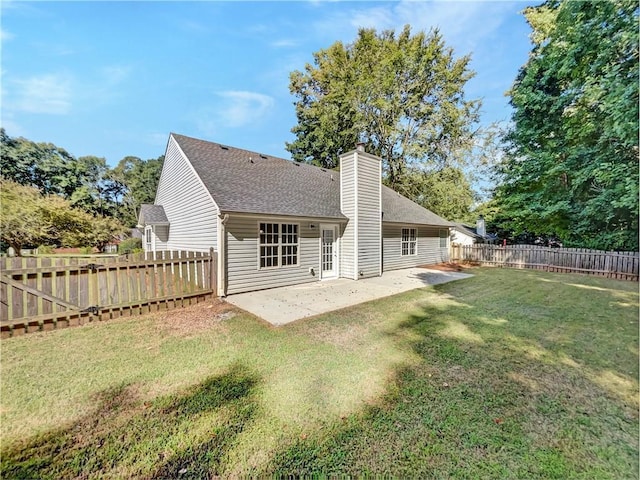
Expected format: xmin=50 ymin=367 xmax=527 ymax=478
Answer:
xmin=171 ymin=132 xmax=338 ymax=175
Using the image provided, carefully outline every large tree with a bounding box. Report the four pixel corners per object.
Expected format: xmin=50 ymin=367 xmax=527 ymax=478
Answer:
xmin=287 ymin=26 xmax=481 ymax=200
xmin=496 ymin=0 xmax=638 ymax=250
xmin=109 ymin=155 xmax=164 ymax=227
xmin=0 ymin=180 xmax=127 ymax=254
xmin=0 ymin=130 xmax=164 ymax=227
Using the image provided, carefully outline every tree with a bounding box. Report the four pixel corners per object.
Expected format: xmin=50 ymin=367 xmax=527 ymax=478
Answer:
xmin=406 ymin=167 xmax=475 ymax=221
xmin=0 ymin=180 xmax=127 ymax=254
xmin=496 ymin=0 xmax=638 ymax=250
xmin=109 ymin=155 xmax=164 ymax=226
xmin=0 ymin=181 xmax=50 ymax=253
xmin=287 ymin=26 xmax=481 ymax=200
xmin=0 ymin=130 xmax=117 ymax=216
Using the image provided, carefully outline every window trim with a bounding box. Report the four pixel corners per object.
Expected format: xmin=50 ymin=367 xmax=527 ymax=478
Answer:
xmin=145 ymin=225 xmax=153 ymax=251
xmin=439 ymin=228 xmax=449 ymax=248
xmin=257 ymin=221 xmax=300 ymax=269
xmin=401 ymin=227 xmax=417 ymax=256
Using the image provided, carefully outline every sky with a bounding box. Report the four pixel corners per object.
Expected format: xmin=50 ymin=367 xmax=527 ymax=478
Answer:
xmin=1 ymin=1 xmax=534 ymax=167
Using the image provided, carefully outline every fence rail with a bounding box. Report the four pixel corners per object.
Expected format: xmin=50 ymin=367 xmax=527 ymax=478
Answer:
xmin=1 ymin=250 xmax=217 ymax=338
xmin=450 ymin=244 xmax=639 ymax=281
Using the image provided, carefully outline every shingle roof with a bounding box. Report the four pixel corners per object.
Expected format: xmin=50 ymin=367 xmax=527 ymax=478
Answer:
xmin=139 ymin=204 xmax=169 ymax=224
xmin=171 ymin=133 xmax=452 ymax=227
xmin=453 ymin=223 xmax=482 ymax=238
xmin=382 ymin=186 xmax=453 ymax=226
xmin=173 ymin=133 xmax=344 ymax=219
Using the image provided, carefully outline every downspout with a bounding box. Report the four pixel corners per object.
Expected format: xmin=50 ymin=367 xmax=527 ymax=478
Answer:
xmin=218 ymin=213 xmax=229 ymax=297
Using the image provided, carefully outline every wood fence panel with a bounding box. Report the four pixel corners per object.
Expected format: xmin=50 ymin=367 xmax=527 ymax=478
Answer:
xmin=1 ymin=250 xmax=218 ymax=338
xmin=450 ymin=244 xmax=638 ymax=281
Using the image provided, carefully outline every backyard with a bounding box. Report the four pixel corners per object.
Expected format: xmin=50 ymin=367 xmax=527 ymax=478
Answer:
xmin=1 ymin=268 xmax=638 ymax=478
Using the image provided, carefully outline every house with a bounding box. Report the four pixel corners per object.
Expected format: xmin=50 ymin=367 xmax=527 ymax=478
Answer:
xmin=139 ymin=133 xmax=453 ymax=296
xmin=451 ymin=216 xmax=497 ymax=245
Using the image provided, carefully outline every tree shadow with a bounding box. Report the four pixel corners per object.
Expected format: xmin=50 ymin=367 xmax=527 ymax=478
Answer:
xmin=1 ymin=363 xmax=260 ymax=479
xmin=262 ymin=272 xmax=639 ymax=477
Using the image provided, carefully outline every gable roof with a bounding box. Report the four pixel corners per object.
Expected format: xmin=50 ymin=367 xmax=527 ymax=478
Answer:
xmin=139 ymin=204 xmax=169 ymax=225
xmin=171 ymin=133 xmax=452 ymax=227
xmin=453 ymin=223 xmax=482 ymax=238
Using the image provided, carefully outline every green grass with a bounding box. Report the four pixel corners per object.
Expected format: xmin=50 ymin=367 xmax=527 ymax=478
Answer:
xmin=1 ymin=268 xmax=638 ymax=478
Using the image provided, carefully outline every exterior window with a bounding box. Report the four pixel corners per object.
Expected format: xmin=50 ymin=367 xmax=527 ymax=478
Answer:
xmin=401 ymin=228 xmax=417 ymax=256
xmin=439 ymin=229 xmax=449 ymax=248
xmin=259 ymin=223 xmax=298 ymax=268
xmin=145 ymin=226 xmax=152 ymax=250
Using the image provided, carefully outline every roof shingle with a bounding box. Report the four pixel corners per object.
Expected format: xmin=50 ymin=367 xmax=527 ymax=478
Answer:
xmin=171 ymin=133 xmax=451 ymax=227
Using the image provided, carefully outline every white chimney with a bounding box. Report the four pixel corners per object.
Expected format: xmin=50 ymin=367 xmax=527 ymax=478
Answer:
xmin=476 ymin=216 xmax=486 ymax=237
xmin=340 ymin=144 xmax=382 ymax=280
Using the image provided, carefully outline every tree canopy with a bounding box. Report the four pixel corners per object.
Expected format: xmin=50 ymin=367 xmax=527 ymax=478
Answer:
xmin=0 ymin=180 xmax=126 ymax=253
xmin=495 ymin=0 xmax=638 ymax=250
xmin=0 ymin=129 xmax=164 ymax=228
xmin=286 ymin=25 xmax=481 ymax=218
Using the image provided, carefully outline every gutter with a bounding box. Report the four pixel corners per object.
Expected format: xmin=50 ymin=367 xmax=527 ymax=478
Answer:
xmin=217 ymin=213 xmax=229 ymax=297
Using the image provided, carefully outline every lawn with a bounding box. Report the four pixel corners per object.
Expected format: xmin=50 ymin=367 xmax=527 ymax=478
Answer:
xmin=1 ymin=268 xmax=638 ymax=478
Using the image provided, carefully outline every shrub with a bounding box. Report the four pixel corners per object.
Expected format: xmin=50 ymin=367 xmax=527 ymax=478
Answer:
xmin=37 ymin=245 xmax=55 ymax=255
xmin=118 ymin=238 xmax=142 ymax=255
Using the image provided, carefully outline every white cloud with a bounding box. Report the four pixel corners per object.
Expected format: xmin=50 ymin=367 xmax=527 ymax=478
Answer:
xmin=270 ymin=39 xmax=299 ymax=48
xmin=216 ymin=90 xmax=275 ymax=127
xmin=100 ymin=65 xmax=132 ymax=86
xmin=9 ymin=73 xmax=73 ymax=114
xmin=192 ymin=90 xmax=275 ymax=137
xmin=1 ymin=28 xmax=14 ymax=41
xmin=313 ymin=1 xmax=515 ymax=52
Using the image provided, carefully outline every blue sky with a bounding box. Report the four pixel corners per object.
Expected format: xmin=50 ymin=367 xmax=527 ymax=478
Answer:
xmin=2 ymin=1 xmax=533 ymax=167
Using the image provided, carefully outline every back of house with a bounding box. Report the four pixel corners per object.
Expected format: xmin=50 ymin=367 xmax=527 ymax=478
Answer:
xmin=139 ymin=133 xmax=452 ymax=296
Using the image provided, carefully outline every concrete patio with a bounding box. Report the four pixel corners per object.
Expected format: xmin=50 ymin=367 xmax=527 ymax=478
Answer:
xmin=225 ymin=267 xmax=473 ymax=326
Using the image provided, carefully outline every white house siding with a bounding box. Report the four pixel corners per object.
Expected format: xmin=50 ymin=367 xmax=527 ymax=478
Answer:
xmin=155 ymin=135 xmax=218 ymax=252
xmin=451 ymin=229 xmax=476 ymax=246
xmin=340 ymin=154 xmax=356 ymax=279
xmin=152 ymin=225 xmax=169 ymax=251
xmin=225 ymin=215 xmax=321 ymax=295
xmin=382 ymin=223 xmax=450 ymax=271
xmin=355 ymin=153 xmax=381 ymax=279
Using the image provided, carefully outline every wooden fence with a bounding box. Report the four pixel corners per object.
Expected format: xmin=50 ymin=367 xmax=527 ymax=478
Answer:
xmin=450 ymin=244 xmax=639 ymax=281
xmin=0 ymin=250 xmax=217 ymax=338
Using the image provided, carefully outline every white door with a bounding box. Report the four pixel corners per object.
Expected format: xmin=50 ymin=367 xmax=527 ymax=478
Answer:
xmin=320 ymin=225 xmax=338 ymax=279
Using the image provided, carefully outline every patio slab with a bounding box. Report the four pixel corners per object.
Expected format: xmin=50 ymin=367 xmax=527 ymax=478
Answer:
xmin=225 ymin=267 xmax=473 ymax=326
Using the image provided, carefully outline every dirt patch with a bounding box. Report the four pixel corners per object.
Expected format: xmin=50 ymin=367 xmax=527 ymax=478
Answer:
xmin=419 ymin=262 xmax=477 ymax=272
xmin=154 ymin=299 xmax=238 ymax=337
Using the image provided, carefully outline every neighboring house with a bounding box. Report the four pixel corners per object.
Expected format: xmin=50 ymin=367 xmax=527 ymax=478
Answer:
xmin=451 ymin=217 xmax=497 ymax=245
xmin=139 ymin=133 xmax=453 ymax=296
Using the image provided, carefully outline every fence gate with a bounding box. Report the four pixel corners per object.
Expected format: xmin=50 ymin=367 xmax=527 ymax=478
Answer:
xmin=1 ymin=250 xmax=217 ymax=338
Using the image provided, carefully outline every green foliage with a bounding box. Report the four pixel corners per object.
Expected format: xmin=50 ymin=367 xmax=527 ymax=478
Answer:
xmin=37 ymin=245 xmax=55 ymax=255
xmin=109 ymin=155 xmax=164 ymax=227
xmin=287 ymin=25 xmax=481 ymax=202
xmin=0 ymin=181 xmax=51 ymax=253
xmin=496 ymin=0 xmax=639 ymax=250
xmin=0 ymin=129 xmax=164 ymax=228
xmin=408 ymin=166 xmax=476 ymax=221
xmin=118 ymin=237 xmax=142 ymax=255
xmin=0 ymin=180 xmax=127 ymax=254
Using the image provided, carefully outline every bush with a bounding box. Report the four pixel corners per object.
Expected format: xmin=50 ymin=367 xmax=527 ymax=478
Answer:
xmin=118 ymin=238 xmax=142 ymax=255
xmin=79 ymin=247 xmax=95 ymax=254
xmin=37 ymin=245 xmax=55 ymax=255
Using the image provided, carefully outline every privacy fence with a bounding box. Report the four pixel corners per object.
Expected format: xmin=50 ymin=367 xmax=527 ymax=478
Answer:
xmin=1 ymin=250 xmax=217 ymax=338
xmin=451 ymin=244 xmax=639 ymax=281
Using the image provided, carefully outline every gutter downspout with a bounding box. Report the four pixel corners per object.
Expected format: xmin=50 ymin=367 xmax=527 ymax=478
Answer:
xmin=217 ymin=213 xmax=229 ymax=297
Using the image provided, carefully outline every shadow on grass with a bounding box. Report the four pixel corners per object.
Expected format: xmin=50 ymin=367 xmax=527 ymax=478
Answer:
xmin=263 ymin=270 xmax=639 ymax=478
xmin=1 ymin=363 xmax=260 ymax=479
